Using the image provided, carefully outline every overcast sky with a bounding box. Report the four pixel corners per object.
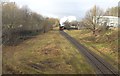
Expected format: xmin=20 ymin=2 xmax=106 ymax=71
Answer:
xmin=9 ymin=0 xmax=119 ymax=20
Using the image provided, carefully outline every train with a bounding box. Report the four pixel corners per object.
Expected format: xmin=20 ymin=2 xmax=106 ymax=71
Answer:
xmin=59 ymin=26 xmax=64 ymax=30
xmin=59 ymin=16 xmax=80 ymax=30
xmin=59 ymin=23 xmax=79 ymax=30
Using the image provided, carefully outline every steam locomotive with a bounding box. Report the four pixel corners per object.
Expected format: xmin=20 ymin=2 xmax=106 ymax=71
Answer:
xmin=59 ymin=23 xmax=79 ymax=31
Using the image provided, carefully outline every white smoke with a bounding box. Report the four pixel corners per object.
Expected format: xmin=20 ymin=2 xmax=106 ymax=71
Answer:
xmin=60 ymin=16 xmax=76 ymax=26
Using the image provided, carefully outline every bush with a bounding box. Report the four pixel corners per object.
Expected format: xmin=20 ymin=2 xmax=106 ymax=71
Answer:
xmin=2 ymin=2 xmax=57 ymax=45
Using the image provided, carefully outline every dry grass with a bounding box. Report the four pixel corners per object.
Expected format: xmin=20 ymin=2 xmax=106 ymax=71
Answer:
xmin=65 ymin=29 xmax=119 ymax=70
xmin=3 ymin=28 xmax=95 ymax=74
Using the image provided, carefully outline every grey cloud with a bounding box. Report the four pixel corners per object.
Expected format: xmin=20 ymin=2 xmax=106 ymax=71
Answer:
xmin=11 ymin=0 xmax=118 ymax=20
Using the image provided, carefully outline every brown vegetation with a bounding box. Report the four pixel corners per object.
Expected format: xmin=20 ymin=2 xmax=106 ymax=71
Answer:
xmin=2 ymin=2 xmax=59 ymax=45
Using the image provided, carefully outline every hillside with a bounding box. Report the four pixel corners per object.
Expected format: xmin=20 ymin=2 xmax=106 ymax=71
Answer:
xmin=65 ymin=28 xmax=119 ymax=70
xmin=3 ymin=28 xmax=95 ymax=74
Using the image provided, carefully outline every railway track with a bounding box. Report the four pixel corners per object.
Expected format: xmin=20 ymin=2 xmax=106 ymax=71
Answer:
xmin=60 ymin=31 xmax=119 ymax=75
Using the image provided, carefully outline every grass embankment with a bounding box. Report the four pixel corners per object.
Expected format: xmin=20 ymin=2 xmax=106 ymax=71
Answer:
xmin=65 ymin=29 xmax=119 ymax=70
xmin=3 ymin=29 xmax=95 ymax=74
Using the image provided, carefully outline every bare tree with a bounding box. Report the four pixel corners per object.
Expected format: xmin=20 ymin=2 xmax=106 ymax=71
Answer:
xmin=105 ymin=6 xmax=118 ymax=17
xmin=83 ymin=5 xmax=104 ymax=35
xmin=2 ymin=2 xmax=58 ymax=45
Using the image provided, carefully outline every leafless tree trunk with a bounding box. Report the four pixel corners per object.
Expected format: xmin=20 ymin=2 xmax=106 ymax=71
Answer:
xmin=83 ymin=5 xmax=104 ymax=36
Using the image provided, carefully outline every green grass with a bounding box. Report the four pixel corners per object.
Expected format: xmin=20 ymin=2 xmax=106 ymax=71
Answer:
xmin=3 ymin=28 xmax=95 ymax=74
xmin=65 ymin=29 xmax=119 ymax=70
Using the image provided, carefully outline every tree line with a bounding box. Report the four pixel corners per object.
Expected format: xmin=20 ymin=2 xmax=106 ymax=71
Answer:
xmin=2 ymin=2 xmax=59 ymax=45
xmin=81 ymin=5 xmax=119 ymax=36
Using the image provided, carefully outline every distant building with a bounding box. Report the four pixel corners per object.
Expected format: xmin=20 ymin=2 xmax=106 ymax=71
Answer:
xmin=93 ymin=16 xmax=119 ymax=27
